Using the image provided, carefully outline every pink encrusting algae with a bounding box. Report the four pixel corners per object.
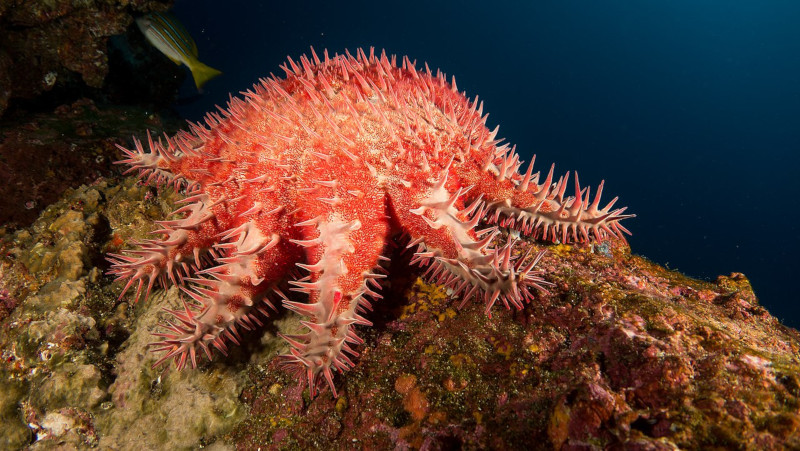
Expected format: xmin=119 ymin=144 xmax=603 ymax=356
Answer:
xmin=107 ymin=47 xmax=634 ymax=397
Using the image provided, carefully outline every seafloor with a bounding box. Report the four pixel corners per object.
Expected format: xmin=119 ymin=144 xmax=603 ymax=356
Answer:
xmin=1 ymin=2 xmax=799 ymax=449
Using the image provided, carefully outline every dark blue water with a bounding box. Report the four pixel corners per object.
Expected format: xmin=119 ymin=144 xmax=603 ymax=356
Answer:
xmin=172 ymin=0 xmax=800 ymax=328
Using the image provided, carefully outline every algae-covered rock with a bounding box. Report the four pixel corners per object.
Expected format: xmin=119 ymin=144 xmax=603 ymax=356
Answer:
xmin=0 ymin=178 xmax=255 ymax=449
xmin=226 ymin=250 xmax=800 ymax=449
xmin=94 ymin=287 xmax=249 ymax=450
xmin=34 ymin=363 xmax=107 ymax=411
xmin=0 ymin=98 xmax=183 ymax=230
xmin=0 ymin=374 xmax=30 ymax=449
xmin=26 ymin=407 xmax=99 ymax=449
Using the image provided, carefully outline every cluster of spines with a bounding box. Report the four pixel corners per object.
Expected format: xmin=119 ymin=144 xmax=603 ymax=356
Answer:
xmin=406 ymin=166 xmax=553 ymax=316
xmin=149 ymin=285 xmax=287 ymax=371
xmin=114 ymin=130 xmax=209 ymax=194
xmin=106 ymin=192 xmax=218 ymax=303
xmin=482 ymin=146 xmax=634 ymax=244
xmin=278 ymin=217 xmax=387 ymax=398
xmin=108 ymin=199 xmax=287 ymax=372
xmin=279 ymin=271 xmax=386 ymax=398
xmin=270 ymin=46 xmax=502 ymax=169
xmin=273 ymin=46 xmax=633 ymax=249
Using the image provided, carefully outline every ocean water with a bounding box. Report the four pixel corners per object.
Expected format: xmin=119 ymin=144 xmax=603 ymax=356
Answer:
xmin=172 ymin=0 xmax=800 ymax=328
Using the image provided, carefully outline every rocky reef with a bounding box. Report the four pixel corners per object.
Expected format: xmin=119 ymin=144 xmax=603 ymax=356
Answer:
xmin=0 ymin=0 xmax=179 ymax=117
xmin=0 ymin=137 xmax=798 ymax=449
xmin=0 ymin=98 xmax=182 ymax=229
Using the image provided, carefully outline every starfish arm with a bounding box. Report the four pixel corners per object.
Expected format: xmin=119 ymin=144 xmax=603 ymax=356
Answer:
xmin=107 ymin=192 xmax=233 ymax=303
xmin=109 ymin=116 xmax=298 ymax=304
xmin=466 ymin=151 xmax=635 ymax=244
xmin=146 ymin=188 xmax=301 ymax=370
xmin=279 ymin=152 xmax=390 ymax=398
xmin=115 ymin=130 xmax=202 ymax=191
xmin=387 ymin=166 xmax=550 ymax=315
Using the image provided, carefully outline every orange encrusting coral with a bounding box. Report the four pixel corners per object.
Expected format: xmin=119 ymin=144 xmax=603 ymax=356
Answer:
xmin=107 ymin=47 xmax=633 ymax=397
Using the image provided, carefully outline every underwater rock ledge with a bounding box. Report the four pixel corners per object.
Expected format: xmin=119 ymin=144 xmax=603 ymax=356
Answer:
xmin=0 ymin=0 xmax=174 ymax=117
xmin=0 ymin=171 xmax=798 ymax=449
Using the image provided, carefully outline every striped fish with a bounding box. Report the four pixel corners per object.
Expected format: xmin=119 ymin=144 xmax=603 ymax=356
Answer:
xmin=136 ymin=12 xmax=222 ymax=89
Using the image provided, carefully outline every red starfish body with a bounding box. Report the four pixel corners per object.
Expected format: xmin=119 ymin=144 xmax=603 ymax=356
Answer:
xmin=108 ymin=48 xmax=633 ymax=397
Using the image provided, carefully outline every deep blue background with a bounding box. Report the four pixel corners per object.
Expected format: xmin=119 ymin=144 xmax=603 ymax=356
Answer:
xmin=169 ymin=1 xmax=800 ymax=328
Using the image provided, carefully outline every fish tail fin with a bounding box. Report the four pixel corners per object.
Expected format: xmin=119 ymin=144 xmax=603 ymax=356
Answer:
xmin=188 ymin=60 xmax=222 ymax=89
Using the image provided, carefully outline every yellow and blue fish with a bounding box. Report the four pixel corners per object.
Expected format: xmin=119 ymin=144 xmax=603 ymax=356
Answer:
xmin=136 ymin=12 xmax=222 ymax=90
